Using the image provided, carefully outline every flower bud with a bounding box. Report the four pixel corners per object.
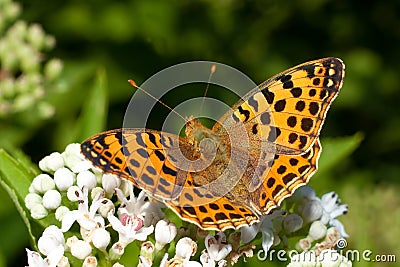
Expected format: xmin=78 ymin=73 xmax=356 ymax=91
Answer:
xmin=297 ymin=237 xmax=312 ymax=251
xmin=38 ymin=226 xmax=65 ymax=256
xmin=300 ymin=200 xmax=323 ymax=223
xmin=102 ymin=174 xmax=121 ymax=194
xmin=25 ymin=192 xmax=42 ymax=210
xmin=109 ymin=242 xmax=125 ymax=261
xmin=31 ymin=174 xmax=55 ymax=193
xmin=42 ymin=189 xmax=62 ymax=210
xmin=62 ymin=143 xmax=90 ymax=173
xmin=92 ymin=228 xmax=111 ymax=250
xmin=97 ymin=198 xmax=114 ymax=218
xmin=205 ymin=234 xmax=232 ymax=262
xmin=175 ymin=237 xmax=197 ymax=260
xmin=77 ymin=170 xmax=97 ymax=190
xmin=30 ymin=203 xmax=48 ymax=219
xmin=55 ymin=206 xmax=70 ymax=221
xmin=309 ymin=220 xmax=327 ymax=241
xmin=54 ymin=167 xmax=75 ymax=191
xmin=66 ymin=186 xmax=81 ymax=202
xmin=140 ymin=241 xmax=155 ymax=259
xmin=44 ymin=58 xmax=63 ymax=81
xmin=283 ymin=213 xmax=303 ymax=233
xmin=70 ymin=239 xmax=92 ymax=260
xmin=155 ymin=220 xmax=177 ymax=250
xmin=83 ymin=256 xmax=97 ymax=267
xmin=39 ymin=152 xmax=64 ymax=173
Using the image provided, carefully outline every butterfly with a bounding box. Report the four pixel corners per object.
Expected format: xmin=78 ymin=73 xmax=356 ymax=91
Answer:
xmin=81 ymin=57 xmax=345 ymax=231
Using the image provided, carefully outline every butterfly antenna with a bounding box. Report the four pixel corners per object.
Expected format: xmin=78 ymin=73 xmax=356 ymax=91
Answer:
xmin=128 ymin=79 xmax=187 ymax=122
xmin=199 ymin=64 xmax=216 ymax=116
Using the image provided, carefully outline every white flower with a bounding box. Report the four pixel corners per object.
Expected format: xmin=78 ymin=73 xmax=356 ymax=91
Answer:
xmin=61 ymin=187 xmax=105 ymax=232
xmin=91 ymin=227 xmax=111 ymax=250
xmin=55 ymin=206 xmax=70 ymax=221
xmin=241 ymin=210 xmax=285 ymax=253
xmin=30 ymin=204 xmax=48 ymax=219
xmin=283 ymin=213 xmax=303 ymax=233
xmin=42 ymin=190 xmax=61 ymax=210
xmin=140 ymin=241 xmax=155 ymax=259
xmin=319 ymin=192 xmax=349 ymax=238
xmin=54 ymin=167 xmax=75 ymax=191
xmin=184 ymin=261 xmax=202 ymax=267
xmin=97 ymin=198 xmax=115 ymax=218
xmin=109 ymin=242 xmax=125 ymax=260
xmin=138 ymin=256 xmax=152 ymax=267
xmin=309 ymin=220 xmax=327 ymax=241
xmin=25 ymin=193 xmax=43 ymax=210
xmin=26 ymin=246 xmax=65 ymax=267
xmin=69 ymin=239 xmax=92 ymax=260
xmin=38 ymin=226 xmax=65 ymax=256
xmin=102 ymin=174 xmax=121 ymax=194
xmin=29 ymin=226 xmax=66 ymax=266
xmin=62 ymin=143 xmax=92 ymax=173
xmin=115 ymin=186 xmax=164 ymax=226
xmin=30 ymin=174 xmax=55 ymax=193
xmin=205 ymin=232 xmax=232 ymax=262
xmin=175 ymin=237 xmax=197 ymax=261
xmin=83 ymin=256 xmax=98 ymax=267
xmin=38 ymin=152 xmax=64 ymax=173
xmin=155 ymin=220 xmax=177 ymax=250
xmin=77 ymin=170 xmax=97 ymax=190
xmin=108 ymin=211 xmax=154 ymax=247
xmin=200 ymin=252 xmax=215 ymax=267
xmin=299 ymin=199 xmax=324 ymax=224
xmin=295 ymin=187 xmax=348 ymax=238
xmin=26 ymin=249 xmax=48 ymax=267
xmin=66 ymin=185 xmax=81 ymax=201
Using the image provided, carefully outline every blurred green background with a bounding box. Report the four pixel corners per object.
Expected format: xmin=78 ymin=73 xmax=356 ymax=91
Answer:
xmin=1 ymin=0 xmax=399 ymax=266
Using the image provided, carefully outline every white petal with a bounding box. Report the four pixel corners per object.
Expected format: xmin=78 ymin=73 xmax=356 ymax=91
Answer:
xmin=26 ymin=248 xmax=48 ymax=267
xmin=330 ymin=204 xmax=348 ymax=219
xmin=134 ymin=225 xmax=154 ymax=241
xmin=61 ymin=210 xmax=80 ymax=232
xmin=46 ymin=245 xmax=65 ymax=266
xmin=240 ymin=224 xmax=259 ymax=243
xmin=261 ymin=228 xmax=274 ymax=254
xmin=330 ymin=219 xmax=349 ymax=238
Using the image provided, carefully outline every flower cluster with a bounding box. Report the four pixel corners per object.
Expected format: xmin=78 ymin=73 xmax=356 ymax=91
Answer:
xmin=25 ymin=143 xmax=350 ymax=266
xmin=0 ymin=0 xmax=62 ymax=118
xmin=239 ymin=186 xmax=350 ymax=266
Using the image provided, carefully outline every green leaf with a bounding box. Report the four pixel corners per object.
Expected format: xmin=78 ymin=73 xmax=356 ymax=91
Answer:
xmin=317 ymin=132 xmax=363 ymax=176
xmin=0 ymin=149 xmax=36 ymax=201
xmin=75 ymin=68 xmax=109 ymax=142
xmin=0 ymin=149 xmax=38 ymax=247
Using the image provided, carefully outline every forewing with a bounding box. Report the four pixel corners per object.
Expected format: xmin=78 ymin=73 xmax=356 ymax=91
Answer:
xmin=214 ymin=57 xmax=344 ymax=155
xmin=80 ymin=129 xmax=196 ymax=200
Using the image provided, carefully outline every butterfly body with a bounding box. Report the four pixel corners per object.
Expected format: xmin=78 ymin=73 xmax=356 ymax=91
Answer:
xmin=81 ymin=58 xmax=344 ymax=230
